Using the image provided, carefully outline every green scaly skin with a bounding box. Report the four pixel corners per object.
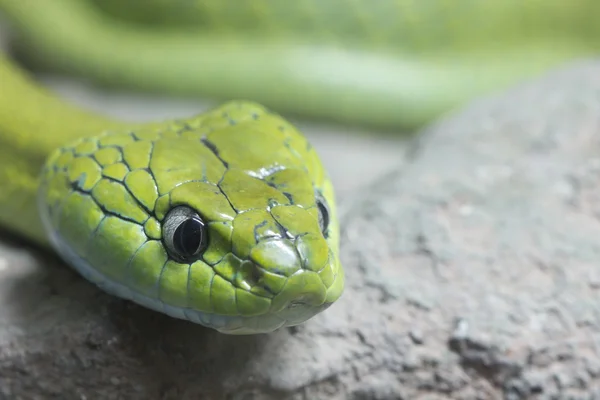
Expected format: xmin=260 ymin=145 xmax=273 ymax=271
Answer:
xmin=1 ymin=0 xmax=600 ymax=129
xmin=0 ymin=55 xmax=344 ymax=334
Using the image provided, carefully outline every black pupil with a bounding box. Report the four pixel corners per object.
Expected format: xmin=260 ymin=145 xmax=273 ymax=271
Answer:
xmin=174 ymin=218 xmax=204 ymax=256
xmin=317 ymin=200 xmax=329 ymax=234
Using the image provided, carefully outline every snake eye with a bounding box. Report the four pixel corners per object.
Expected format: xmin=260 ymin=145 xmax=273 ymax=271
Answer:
xmin=316 ymin=195 xmax=330 ymax=238
xmin=162 ymin=206 xmax=208 ymax=263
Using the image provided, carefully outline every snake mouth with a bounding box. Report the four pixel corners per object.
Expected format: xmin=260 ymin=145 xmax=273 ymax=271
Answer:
xmin=286 ymin=297 xmax=334 ymax=312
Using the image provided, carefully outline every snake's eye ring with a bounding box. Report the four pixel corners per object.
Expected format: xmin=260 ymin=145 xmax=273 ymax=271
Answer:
xmin=315 ymin=194 xmax=330 ymax=238
xmin=162 ymin=206 xmax=209 ymax=263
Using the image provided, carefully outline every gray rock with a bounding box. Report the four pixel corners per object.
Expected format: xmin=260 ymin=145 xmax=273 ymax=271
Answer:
xmin=3 ymin=60 xmax=600 ymax=399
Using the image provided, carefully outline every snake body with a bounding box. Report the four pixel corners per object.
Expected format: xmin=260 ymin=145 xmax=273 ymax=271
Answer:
xmin=0 ymin=56 xmax=343 ymax=334
xmin=1 ymin=0 xmax=600 ymax=129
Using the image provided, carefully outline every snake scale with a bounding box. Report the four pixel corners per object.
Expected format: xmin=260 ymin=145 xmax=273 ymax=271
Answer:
xmin=0 ymin=1 xmax=599 ymax=333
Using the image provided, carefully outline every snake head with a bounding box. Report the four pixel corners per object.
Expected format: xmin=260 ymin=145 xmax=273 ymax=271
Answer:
xmin=38 ymin=101 xmax=344 ymax=334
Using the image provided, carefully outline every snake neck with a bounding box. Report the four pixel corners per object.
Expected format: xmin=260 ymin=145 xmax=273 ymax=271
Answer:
xmin=0 ymin=55 xmax=135 ymax=245
xmin=0 ymin=55 xmax=134 ymax=160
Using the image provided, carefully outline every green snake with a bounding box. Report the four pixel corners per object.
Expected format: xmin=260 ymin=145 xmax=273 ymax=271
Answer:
xmin=1 ymin=0 xmax=600 ymax=129
xmin=0 ymin=1 xmax=599 ymax=335
xmin=0 ymin=55 xmax=343 ymax=334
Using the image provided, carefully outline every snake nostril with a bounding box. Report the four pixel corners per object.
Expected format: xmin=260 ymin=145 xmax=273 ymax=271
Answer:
xmin=237 ymin=260 xmax=282 ymax=297
xmin=238 ymin=260 xmax=263 ymax=290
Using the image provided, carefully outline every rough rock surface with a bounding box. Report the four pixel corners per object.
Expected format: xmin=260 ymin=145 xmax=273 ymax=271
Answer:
xmin=3 ymin=61 xmax=600 ymax=399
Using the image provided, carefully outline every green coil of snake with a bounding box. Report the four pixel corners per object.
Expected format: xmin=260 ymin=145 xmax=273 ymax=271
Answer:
xmin=0 ymin=55 xmax=343 ymax=334
xmin=1 ymin=0 xmax=600 ymax=130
